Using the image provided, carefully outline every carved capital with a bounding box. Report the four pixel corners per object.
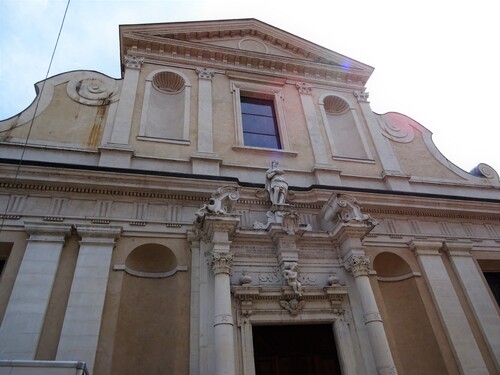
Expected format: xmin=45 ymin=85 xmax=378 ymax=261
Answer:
xmin=210 ymin=252 xmax=233 ymax=275
xmin=344 ymin=254 xmax=371 ymax=277
xmin=296 ymin=82 xmax=312 ymax=95
xmin=353 ymin=91 xmax=370 ymax=102
xmin=196 ymin=67 xmax=215 ymax=80
xmin=124 ymin=55 xmax=144 ymax=69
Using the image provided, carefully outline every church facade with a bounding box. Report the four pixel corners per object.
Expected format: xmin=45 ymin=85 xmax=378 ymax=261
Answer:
xmin=0 ymin=19 xmax=499 ymax=375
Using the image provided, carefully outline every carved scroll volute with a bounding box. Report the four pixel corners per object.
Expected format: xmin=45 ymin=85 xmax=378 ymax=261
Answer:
xmin=319 ymin=193 xmax=378 ymax=232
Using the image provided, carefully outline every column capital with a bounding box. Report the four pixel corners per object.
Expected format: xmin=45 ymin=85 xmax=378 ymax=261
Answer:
xmin=296 ymin=82 xmax=312 ymax=95
xmin=196 ymin=67 xmax=215 ymax=80
xmin=124 ymin=55 xmax=144 ymax=69
xmin=210 ymin=251 xmax=233 ymax=275
xmin=344 ymin=254 xmax=371 ymax=278
xmin=24 ymin=221 xmax=73 ymax=241
xmin=409 ymin=240 xmax=443 ymax=256
xmin=75 ymin=225 xmax=122 ymax=245
xmin=442 ymin=241 xmax=473 ymax=258
xmin=354 ymin=91 xmax=370 ymax=102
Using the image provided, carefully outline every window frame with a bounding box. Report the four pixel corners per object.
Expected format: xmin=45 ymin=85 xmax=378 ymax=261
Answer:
xmin=231 ymin=81 xmax=292 ymax=152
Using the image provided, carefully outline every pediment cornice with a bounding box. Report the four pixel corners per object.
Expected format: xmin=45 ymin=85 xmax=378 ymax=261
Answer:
xmin=120 ymin=19 xmax=373 ymax=87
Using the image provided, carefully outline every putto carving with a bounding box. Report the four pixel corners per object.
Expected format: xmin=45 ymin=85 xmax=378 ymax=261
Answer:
xmin=266 ymin=160 xmax=288 ymax=205
xmin=195 ymin=186 xmax=240 ymax=223
xmin=124 ymin=55 xmax=144 ymax=69
xmin=279 ymin=299 xmax=305 ymax=316
xmin=196 ymin=67 xmax=215 ymax=80
xmin=353 ymin=91 xmax=370 ymax=102
xmin=344 ymin=254 xmax=371 ymax=277
xmin=282 ymin=262 xmax=303 ymax=296
xmin=296 ymin=82 xmax=312 ymax=95
xmin=210 ymin=252 xmax=233 ymax=275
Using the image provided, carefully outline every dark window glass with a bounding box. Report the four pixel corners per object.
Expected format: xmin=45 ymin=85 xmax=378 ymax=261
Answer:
xmin=0 ymin=259 xmax=5 ymax=275
xmin=484 ymin=272 xmax=500 ymax=307
xmin=241 ymin=96 xmax=281 ymax=149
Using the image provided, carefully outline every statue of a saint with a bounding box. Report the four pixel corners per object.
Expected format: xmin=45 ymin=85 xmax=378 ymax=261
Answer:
xmin=266 ymin=160 xmax=288 ymax=205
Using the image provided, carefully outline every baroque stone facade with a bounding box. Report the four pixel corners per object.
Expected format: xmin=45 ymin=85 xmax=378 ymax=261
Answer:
xmin=0 ymin=19 xmax=499 ymax=375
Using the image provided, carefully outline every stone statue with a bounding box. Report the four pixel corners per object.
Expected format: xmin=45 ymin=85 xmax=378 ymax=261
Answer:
xmin=265 ymin=160 xmax=288 ymax=205
xmin=282 ymin=262 xmax=303 ymax=296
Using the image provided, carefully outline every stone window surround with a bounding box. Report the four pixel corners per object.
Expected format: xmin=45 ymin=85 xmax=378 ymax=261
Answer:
xmin=138 ymin=68 xmax=192 ymax=145
xmin=230 ymin=80 xmax=294 ymax=154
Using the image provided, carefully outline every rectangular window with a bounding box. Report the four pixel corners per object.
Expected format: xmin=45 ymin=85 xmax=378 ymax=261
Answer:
xmin=241 ymin=96 xmax=281 ymax=149
xmin=483 ymin=272 xmax=500 ymax=307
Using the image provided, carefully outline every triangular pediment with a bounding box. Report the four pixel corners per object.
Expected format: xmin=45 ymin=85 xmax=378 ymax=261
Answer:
xmin=120 ymin=19 xmax=374 ymax=86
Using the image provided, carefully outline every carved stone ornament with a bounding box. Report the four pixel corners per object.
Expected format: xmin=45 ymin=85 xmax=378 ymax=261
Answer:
xmin=322 ymin=194 xmax=378 ymax=228
xmin=266 ymin=160 xmax=288 ymax=205
xmin=66 ymin=75 xmax=120 ymax=106
xmin=210 ymin=252 xmax=233 ymax=275
xmin=282 ymin=262 xmax=304 ymax=296
xmin=196 ymin=67 xmax=215 ymax=80
xmin=124 ymin=55 xmax=144 ymax=69
xmin=296 ymin=82 xmax=312 ymax=95
xmin=239 ymin=272 xmax=253 ymax=285
xmin=470 ymin=163 xmax=499 ymax=180
xmin=353 ymin=91 xmax=370 ymax=102
xmin=195 ymin=186 xmax=240 ymax=224
xmin=279 ymin=298 xmax=306 ymax=316
xmin=379 ymin=113 xmax=415 ymax=144
xmin=327 ymin=274 xmax=340 ymax=286
xmin=282 ymin=210 xmax=301 ymax=235
xmin=344 ymin=254 xmax=371 ymax=277
xmin=258 ymin=267 xmax=281 ymax=285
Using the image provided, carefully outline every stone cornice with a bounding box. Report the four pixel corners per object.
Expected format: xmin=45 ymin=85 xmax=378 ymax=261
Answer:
xmin=120 ymin=19 xmax=373 ymax=71
xmin=120 ymin=19 xmax=372 ymax=87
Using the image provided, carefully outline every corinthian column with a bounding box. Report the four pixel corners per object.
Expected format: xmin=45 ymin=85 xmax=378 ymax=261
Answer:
xmin=344 ymin=254 xmax=397 ymax=375
xmin=325 ymin=194 xmax=397 ymax=375
xmin=209 ymin=250 xmax=235 ymax=375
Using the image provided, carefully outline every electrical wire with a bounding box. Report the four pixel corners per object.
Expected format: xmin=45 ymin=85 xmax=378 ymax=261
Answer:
xmin=0 ymin=0 xmax=72 ymax=235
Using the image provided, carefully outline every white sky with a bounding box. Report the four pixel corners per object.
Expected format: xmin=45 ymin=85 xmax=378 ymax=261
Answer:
xmin=1 ymin=0 xmax=499 ymax=175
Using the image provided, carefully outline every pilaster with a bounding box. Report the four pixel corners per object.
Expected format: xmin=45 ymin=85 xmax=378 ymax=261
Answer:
xmin=100 ymin=55 xmax=143 ymax=168
xmin=0 ymin=222 xmax=72 ymax=359
xmin=56 ymin=225 xmax=121 ymax=375
xmin=192 ymin=67 xmax=220 ymax=175
xmin=295 ymin=82 xmax=330 ymax=168
xmin=410 ymin=240 xmax=488 ymax=374
xmin=443 ymin=241 xmax=500 ymax=372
